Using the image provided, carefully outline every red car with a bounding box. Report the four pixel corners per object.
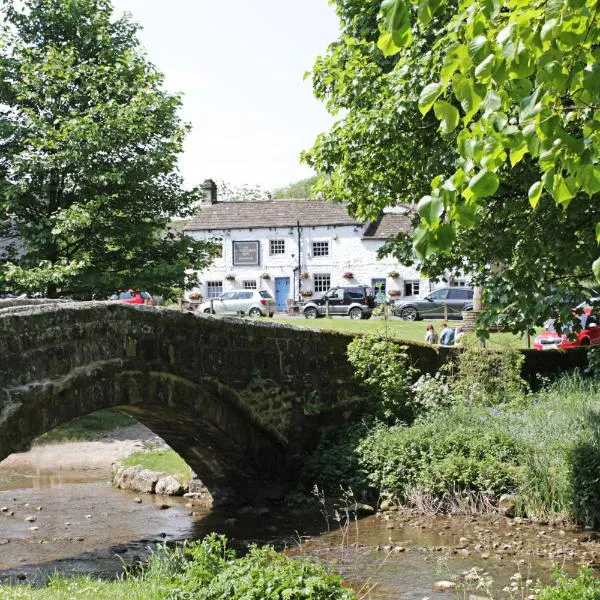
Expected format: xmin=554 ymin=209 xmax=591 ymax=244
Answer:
xmin=110 ymin=290 xmax=156 ymax=306
xmin=534 ymin=308 xmax=600 ymax=350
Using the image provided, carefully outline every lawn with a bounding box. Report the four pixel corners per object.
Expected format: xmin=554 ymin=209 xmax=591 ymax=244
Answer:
xmin=272 ymin=314 xmax=535 ymax=350
xmin=121 ymin=449 xmax=193 ymax=483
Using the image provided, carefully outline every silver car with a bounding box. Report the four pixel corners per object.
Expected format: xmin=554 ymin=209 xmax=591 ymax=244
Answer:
xmin=392 ymin=287 xmax=473 ymax=321
xmin=198 ymin=290 xmax=275 ymax=317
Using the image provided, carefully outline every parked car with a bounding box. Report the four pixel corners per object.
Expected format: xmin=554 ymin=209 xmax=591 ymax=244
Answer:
xmin=198 ymin=290 xmax=274 ymax=317
xmin=391 ymin=287 xmax=474 ymax=321
xmin=533 ymin=308 xmax=600 ymax=350
xmin=302 ymin=286 xmax=375 ymax=320
xmin=110 ymin=289 xmax=156 ymax=306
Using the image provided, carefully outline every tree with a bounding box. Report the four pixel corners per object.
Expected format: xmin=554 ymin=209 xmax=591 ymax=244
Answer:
xmin=0 ymin=0 xmax=214 ymax=299
xmin=378 ymin=0 xmax=600 ymax=276
xmin=272 ymin=176 xmax=320 ymax=199
xmin=306 ymin=0 xmax=600 ymax=333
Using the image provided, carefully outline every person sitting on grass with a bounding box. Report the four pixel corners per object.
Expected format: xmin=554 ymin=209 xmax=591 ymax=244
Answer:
xmin=439 ymin=323 xmax=455 ymax=346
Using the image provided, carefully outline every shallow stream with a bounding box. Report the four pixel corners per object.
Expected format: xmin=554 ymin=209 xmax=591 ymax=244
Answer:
xmin=1 ymin=461 xmax=599 ymax=598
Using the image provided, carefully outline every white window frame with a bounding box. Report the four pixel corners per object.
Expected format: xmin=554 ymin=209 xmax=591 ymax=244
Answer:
xmin=312 ymin=241 xmax=329 ymax=257
xmin=313 ymin=273 xmax=331 ymax=293
xmin=269 ymin=239 xmax=285 ymax=255
xmin=404 ymin=280 xmax=420 ymax=296
xmin=243 ymin=280 xmax=257 ymax=290
xmin=207 ymin=281 xmax=223 ymax=299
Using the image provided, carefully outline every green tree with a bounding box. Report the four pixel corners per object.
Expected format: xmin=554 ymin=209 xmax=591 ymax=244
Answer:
xmin=306 ymin=0 xmax=599 ymax=333
xmin=272 ymin=175 xmax=320 ymax=199
xmin=0 ymin=0 xmax=214 ymax=299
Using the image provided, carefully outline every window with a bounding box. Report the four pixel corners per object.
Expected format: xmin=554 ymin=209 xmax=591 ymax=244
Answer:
xmin=404 ymin=280 xmax=420 ymax=296
xmin=243 ymin=280 xmax=257 ymax=290
xmin=324 ymin=288 xmax=343 ymax=300
xmin=314 ymin=274 xmax=331 ymax=293
xmin=312 ymin=241 xmax=329 ymax=257
xmin=428 ymin=288 xmax=449 ymax=300
xmin=207 ymin=281 xmax=222 ymax=299
xmin=451 ymin=279 xmax=468 ymax=287
xmin=269 ymin=239 xmax=285 ymax=255
xmin=237 ymin=291 xmax=253 ymax=299
xmin=448 ymin=289 xmax=473 ymax=300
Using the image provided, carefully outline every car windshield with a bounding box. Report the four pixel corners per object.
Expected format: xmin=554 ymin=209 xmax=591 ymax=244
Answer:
xmin=546 ymin=315 xmax=585 ymax=333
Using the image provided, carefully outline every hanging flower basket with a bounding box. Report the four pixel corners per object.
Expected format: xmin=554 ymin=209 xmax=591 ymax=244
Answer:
xmin=225 ymin=274 xmax=236 ymax=281
xmin=301 ymin=271 xmax=310 ymax=280
xmin=388 ymin=271 xmax=400 ymax=278
xmin=300 ymin=289 xmax=313 ymax=297
xmin=343 ymin=271 xmax=353 ymax=279
xmin=388 ymin=290 xmax=401 ymax=297
xmin=260 ymin=273 xmax=271 ymax=280
xmin=189 ymin=292 xmax=202 ymax=301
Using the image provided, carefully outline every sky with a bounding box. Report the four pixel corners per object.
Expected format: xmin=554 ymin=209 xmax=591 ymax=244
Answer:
xmin=110 ymin=0 xmax=341 ymax=192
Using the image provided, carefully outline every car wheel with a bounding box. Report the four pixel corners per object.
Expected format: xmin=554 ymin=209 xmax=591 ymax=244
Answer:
xmin=304 ymin=307 xmax=318 ymax=319
xmin=203 ymin=308 xmax=215 ymax=315
xmin=401 ymin=306 xmax=418 ymax=321
xmin=581 ymin=337 xmax=591 ymax=346
xmin=349 ymin=307 xmax=363 ymax=320
xmin=248 ymin=307 xmax=262 ymax=318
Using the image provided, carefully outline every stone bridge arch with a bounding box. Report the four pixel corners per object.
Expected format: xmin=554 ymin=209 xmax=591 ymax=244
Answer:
xmin=0 ymin=301 xmax=364 ymax=503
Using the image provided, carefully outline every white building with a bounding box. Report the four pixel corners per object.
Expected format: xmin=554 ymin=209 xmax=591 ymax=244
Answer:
xmin=182 ymin=181 xmax=431 ymax=311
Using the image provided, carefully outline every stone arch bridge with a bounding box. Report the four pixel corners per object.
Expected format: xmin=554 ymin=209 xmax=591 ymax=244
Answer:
xmin=0 ymin=300 xmax=382 ymax=504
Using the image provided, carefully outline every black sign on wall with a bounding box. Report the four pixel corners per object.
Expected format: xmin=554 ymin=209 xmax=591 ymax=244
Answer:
xmin=233 ymin=241 xmax=260 ymax=265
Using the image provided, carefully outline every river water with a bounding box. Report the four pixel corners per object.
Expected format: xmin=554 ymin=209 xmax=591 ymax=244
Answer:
xmin=1 ymin=460 xmax=599 ymax=598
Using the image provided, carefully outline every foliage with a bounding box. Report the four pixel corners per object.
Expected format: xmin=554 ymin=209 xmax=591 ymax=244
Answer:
xmin=0 ymin=534 xmax=355 ymax=599
xmin=536 ymin=567 xmax=600 ymax=600
xmin=0 ymin=0 xmax=214 ymax=299
xmin=272 ymin=175 xmax=320 ymax=199
xmin=451 ymin=344 xmax=528 ymax=406
xmin=307 ymin=0 xmax=600 ymax=335
xmin=33 ymin=408 xmax=134 ymax=445
xmin=121 ymin=449 xmax=193 ymax=483
xmin=410 ymin=371 xmax=457 ymax=416
xmin=378 ymin=0 xmax=600 ymax=285
xmin=346 ymin=333 xmax=420 ymax=420
xmin=212 ymin=180 xmax=272 ymax=203
xmin=356 ymin=405 xmax=523 ymax=498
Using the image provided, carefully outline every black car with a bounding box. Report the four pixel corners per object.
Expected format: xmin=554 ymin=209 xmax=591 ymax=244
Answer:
xmin=391 ymin=287 xmax=474 ymax=321
xmin=303 ymin=286 xmax=375 ymax=320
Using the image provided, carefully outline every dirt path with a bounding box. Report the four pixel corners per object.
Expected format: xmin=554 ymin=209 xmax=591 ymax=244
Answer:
xmin=0 ymin=424 xmax=165 ymax=471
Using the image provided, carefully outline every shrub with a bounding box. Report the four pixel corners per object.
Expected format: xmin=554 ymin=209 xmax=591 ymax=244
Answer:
xmin=410 ymin=371 xmax=457 ymax=416
xmin=536 ymin=567 xmax=600 ymax=600
xmin=451 ymin=345 xmax=528 ymax=406
xmin=356 ymin=405 xmax=523 ymax=500
xmin=347 ymin=334 xmax=419 ymax=421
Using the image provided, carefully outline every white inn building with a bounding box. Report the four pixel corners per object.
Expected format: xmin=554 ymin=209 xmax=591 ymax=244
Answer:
xmin=182 ymin=180 xmax=433 ymax=312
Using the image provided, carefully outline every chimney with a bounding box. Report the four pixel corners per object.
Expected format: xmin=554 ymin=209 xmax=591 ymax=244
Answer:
xmin=201 ymin=179 xmax=217 ymax=205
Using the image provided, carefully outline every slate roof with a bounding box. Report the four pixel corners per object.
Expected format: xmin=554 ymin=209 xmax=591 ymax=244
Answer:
xmin=181 ymin=200 xmax=415 ymax=239
xmin=362 ymin=210 xmax=416 ymax=240
xmin=182 ymin=200 xmax=358 ymax=231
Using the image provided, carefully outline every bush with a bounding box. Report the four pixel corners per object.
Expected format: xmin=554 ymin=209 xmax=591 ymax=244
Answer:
xmin=451 ymin=345 xmax=528 ymax=406
xmin=356 ymin=405 xmax=523 ymax=500
xmin=347 ymin=334 xmax=419 ymax=421
xmin=536 ymin=567 xmax=600 ymax=599
xmin=410 ymin=371 xmax=457 ymax=416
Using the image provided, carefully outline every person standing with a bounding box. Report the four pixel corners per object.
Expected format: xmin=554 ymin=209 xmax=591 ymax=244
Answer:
xmin=425 ymin=324 xmax=438 ymax=344
xmin=440 ymin=323 xmax=455 ymax=346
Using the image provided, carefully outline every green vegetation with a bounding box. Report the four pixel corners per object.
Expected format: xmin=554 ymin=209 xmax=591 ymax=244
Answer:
xmin=0 ymin=534 xmax=354 ymax=599
xmin=272 ymin=175 xmax=320 ymax=199
xmin=0 ymin=0 xmax=215 ymax=299
xmin=33 ymin=409 xmax=135 ymax=445
xmin=274 ymin=315 xmax=534 ymax=349
xmin=122 ymin=449 xmax=193 ymax=483
xmin=304 ymin=333 xmax=600 ymax=525
xmin=537 ymin=567 xmax=600 ymax=600
xmin=306 ymin=0 xmax=600 ymax=335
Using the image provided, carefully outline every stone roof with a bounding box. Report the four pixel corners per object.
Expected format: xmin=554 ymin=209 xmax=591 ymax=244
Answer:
xmin=362 ymin=210 xmax=416 ymax=239
xmin=182 ymin=200 xmax=358 ymax=231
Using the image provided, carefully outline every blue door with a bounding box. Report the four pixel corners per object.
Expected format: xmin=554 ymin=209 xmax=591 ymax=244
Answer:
xmin=274 ymin=277 xmax=290 ymax=311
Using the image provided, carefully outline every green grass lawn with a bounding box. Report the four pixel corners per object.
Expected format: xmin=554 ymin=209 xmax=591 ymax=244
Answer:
xmin=272 ymin=314 xmax=536 ymax=350
xmin=121 ymin=449 xmax=192 ymax=483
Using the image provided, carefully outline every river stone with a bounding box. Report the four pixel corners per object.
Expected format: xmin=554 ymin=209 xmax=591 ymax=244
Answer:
xmin=432 ymin=580 xmax=455 ymax=592
xmin=499 ymin=494 xmax=516 ymax=518
xmin=352 ymin=502 xmax=375 ymax=515
xmin=114 ymin=466 xmax=160 ymax=494
xmin=155 ymin=476 xmax=185 ymax=496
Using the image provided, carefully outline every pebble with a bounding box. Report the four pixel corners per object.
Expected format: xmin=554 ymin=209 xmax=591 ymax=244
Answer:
xmin=158 ymin=504 xmax=170 ymax=510
xmin=85 ymin=514 xmax=92 ymax=519
xmin=24 ymin=516 xmax=36 ymax=523
xmin=28 ymin=526 xmax=39 ymax=532
xmin=134 ymin=497 xmax=142 ymax=504
xmin=0 ymin=507 xmax=8 ymax=512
